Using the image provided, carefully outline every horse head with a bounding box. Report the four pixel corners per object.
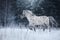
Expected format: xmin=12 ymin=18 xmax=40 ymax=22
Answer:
xmin=20 ymin=10 xmax=35 ymax=19
xmin=20 ymin=10 xmax=26 ymax=19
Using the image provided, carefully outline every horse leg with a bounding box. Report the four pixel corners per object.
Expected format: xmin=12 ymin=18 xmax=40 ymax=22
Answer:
xmin=43 ymin=23 xmax=48 ymax=31
xmin=32 ymin=25 xmax=36 ymax=32
xmin=29 ymin=27 xmax=36 ymax=32
xmin=28 ymin=25 xmax=34 ymax=31
xmin=43 ymin=27 xmax=45 ymax=31
xmin=47 ymin=25 xmax=51 ymax=32
xmin=42 ymin=24 xmax=45 ymax=31
xmin=34 ymin=27 xmax=36 ymax=32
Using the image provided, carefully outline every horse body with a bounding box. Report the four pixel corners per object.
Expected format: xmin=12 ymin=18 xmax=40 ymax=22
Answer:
xmin=28 ymin=16 xmax=49 ymax=26
xmin=21 ymin=10 xmax=57 ymax=31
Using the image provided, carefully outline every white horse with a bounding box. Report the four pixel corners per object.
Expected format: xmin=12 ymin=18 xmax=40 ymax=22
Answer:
xmin=20 ymin=10 xmax=58 ymax=31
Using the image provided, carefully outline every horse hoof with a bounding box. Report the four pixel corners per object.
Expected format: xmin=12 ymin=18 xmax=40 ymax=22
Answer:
xmin=43 ymin=29 xmax=45 ymax=31
xmin=48 ymin=28 xmax=51 ymax=32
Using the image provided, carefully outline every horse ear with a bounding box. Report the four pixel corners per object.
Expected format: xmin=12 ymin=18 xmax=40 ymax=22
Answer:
xmin=23 ymin=10 xmax=26 ymax=14
xmin=22 ymin=10 xmax=24 ymax=14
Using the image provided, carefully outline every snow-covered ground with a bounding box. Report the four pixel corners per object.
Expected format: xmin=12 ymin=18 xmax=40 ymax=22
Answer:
xmin=0 ymin=28 xmax=60 ymax=40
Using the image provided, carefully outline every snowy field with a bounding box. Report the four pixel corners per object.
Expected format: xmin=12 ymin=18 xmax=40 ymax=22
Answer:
xmin=0 ymin=28 xmax=60 ymax=40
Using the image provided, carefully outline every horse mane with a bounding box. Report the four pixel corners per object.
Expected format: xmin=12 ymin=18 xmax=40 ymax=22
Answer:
xmin=23 ymin=10 xmax=35 ymax=16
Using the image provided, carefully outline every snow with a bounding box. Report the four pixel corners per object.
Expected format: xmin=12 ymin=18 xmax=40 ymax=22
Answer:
xmin=0 ymin=28 xmax=60 ymax=40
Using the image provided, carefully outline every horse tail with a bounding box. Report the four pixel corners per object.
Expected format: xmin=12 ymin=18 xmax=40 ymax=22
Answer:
xmin=49 ymin=16 xmax=58 ymax=28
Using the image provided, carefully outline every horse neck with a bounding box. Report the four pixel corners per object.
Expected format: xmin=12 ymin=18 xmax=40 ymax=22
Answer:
xmin=25 ymin=14 xmax=32 ymax=21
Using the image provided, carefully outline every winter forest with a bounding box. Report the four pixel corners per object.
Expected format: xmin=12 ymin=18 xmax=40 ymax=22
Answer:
xmin=0 ymin=0 xmax=60 ymax=40
xmin=0 ymin=0 xmax=60 ymax=27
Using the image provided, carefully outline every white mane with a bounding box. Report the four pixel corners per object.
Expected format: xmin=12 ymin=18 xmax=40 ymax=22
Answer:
xmin=22 ymin=10 xmax=35 ymax=17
